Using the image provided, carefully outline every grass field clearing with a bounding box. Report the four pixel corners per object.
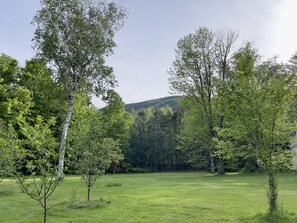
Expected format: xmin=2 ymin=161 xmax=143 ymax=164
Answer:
xmin=1 ymin=172 xmax=297 ymax=222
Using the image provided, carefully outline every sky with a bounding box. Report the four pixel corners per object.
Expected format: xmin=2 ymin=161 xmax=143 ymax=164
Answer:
xmin=1 ymin=0 xmax=297 ymax=107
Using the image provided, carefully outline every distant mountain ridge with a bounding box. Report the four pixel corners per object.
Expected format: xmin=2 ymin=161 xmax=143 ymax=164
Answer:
xmin=125 ymin=96 xmax=182 ymax=112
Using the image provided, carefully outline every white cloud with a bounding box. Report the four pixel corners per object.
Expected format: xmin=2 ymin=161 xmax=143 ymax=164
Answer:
xmin=273 ymin=0 xmax=297 ymax=62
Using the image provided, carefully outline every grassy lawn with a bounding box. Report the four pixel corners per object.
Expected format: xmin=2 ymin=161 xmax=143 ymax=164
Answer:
xmin=1 ymin=172 xmax=297 ymax=222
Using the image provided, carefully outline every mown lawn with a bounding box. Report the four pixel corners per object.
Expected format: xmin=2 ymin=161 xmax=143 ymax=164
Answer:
xmin=1 ymin=172 xmax=297 ymax=223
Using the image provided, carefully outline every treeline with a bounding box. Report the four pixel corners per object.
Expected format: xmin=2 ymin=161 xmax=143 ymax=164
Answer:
xmin=0 ymin=54 xmax=190 ymax=175
xmin=2 ymin=43 xmax=297 ymax=176
xmin=2 ymin=51 xmax=296 ymax=175
xmin=126 ymin=106 xmax=192 ymax=172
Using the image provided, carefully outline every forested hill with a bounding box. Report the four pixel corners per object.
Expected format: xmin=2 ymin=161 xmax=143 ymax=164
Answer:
xmin=125 ymin=96 xmax=182 ymax=112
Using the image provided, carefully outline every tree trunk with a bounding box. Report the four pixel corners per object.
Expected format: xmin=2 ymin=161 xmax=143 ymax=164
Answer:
xmin=43 ymin=199 xmax=47 ymax=223
xmin=88 ymin=187 xmax=91 ymax=202
xmin=267 ymin=170 xmax=278 ymax=214
xmin=113 ymin=169 xmax=115 ymax=185
xmin=217 ymin=160 xmax=225 ymax=175
xmin=57 ymin=84 xmax=77 ymax=179
xmin=43 ymin=173 xmax=47 ymax=223
xmin=210 ymin=152 xmax=215 ymax=174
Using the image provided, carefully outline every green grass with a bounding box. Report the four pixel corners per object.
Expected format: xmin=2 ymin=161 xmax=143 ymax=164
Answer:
xmin=1 ymin=172 xmax=297 ymax=222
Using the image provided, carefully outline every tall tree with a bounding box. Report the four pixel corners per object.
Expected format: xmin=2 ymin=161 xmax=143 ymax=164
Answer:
xmin=33 ymin=0 xmax=126 ymax=177
xmin=218 ymin=44 xmax=296 ymax=213
xmin=169 ymin=27 xmax=237 ymax=173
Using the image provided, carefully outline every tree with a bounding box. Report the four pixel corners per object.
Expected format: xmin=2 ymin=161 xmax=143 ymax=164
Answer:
xmin=0 ymin=123 xmax=5 ymax=183
xmin=168 ymin=27 xmax=238 ymax=173
xmin=73 ymin=108 xmax=123 ymax=202
xmin=0 ymin=121 xmax=19 ymax=182
xmin=217 ymin=44 xmax=296 ymax=213
xmin=176 ymin=97 xmax=213 ymax=170
xmin=80 ymin=138 xmax=121 ymax=202
xmin=129 ymin=109 xmax=150 ymax=169
xmin=0 ymin=54 xmax=20 ymax=85
xmin=20 ymin=59 xmax=68 ymax=124
xmin=288 ymin=51 xmax=297 ymax=73
xmin=101 ymin=90 xmax=133 ymax=151
xmin=14 ymin=117 xmax=60 ymax=223
xmin=287 ymin=52 xmax=297 ymax=124
xmin=0 ymin=54 xmax=32 ymax=126
xmin=33 ymin=0 xmax=127 ymax=177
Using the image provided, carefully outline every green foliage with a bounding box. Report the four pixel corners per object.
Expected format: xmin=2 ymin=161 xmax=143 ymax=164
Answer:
xmin=33 ymin=0 xmax=127 ymax=176
xmin=0 ymin=54 xmax=20 ymax=85
xmin=0 ymin=54 xmax=33 ymax=126
xmin=177 ymin=97 xmax=213 ymax=169
xmin=169 ymin=27 xmax=238 ymax=173
xmin=216 ymin=43 xmax=297 ymax=213
xmin=77 ymin=136 xmax=122 ymax=179
xmin=218 ymin=44 xmax=296 ymax=172
xmin=19 ymin=117 xmax=58 ymax=175
xmin=70 ymin=103 xmax=124 ymax=201
xmin=0 ymin=120 xmax=20 ymax=181
xmin=101 ymin=90 xmax=133 ymax=148
xmin=129 ymin=106 xmax=189 ymax=171
xmin=15 ymin=116 xmax=60 ymax=223
xmin=67 ymin=91 xmax=131 ymax=176
xmin=20 ymin=59 xmax=68 ymax=123
xmin=33 ymin=0 xmax=126 ymax=95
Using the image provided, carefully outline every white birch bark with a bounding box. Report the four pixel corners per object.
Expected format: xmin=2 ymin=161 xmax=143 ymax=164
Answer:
xmin=57 ymin=83 xmax=77 ymax=178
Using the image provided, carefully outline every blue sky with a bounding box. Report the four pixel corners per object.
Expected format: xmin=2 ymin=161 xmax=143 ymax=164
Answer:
xmin=1 ymin=0 xmax=296 ymax=106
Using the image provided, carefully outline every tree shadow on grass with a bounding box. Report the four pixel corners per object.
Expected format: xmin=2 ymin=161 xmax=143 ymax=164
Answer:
xmin=0 ymin=189 xmax=14 ymax=196
xmin=68 ymin=198 xmax=111 ymax=209
xmin=239 ymin=210 xmax=297 ymax=223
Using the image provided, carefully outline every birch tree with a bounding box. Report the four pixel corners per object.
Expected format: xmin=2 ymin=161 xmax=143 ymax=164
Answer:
xmin=32 ymin=0 xmax=126 ymax=178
